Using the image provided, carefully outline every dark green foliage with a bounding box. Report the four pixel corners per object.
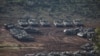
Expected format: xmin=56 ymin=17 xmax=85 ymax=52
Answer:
xmin=92 ymin=28 xmax=100 ymax=54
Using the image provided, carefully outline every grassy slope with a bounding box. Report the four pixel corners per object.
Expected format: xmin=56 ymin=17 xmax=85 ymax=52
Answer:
xmin=0 ymin=0 xmax=100 ymax=26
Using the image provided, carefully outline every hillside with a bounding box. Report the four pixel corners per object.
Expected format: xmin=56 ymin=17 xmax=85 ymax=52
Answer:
xmin=0 ymin=0 xmax=100 ymax=25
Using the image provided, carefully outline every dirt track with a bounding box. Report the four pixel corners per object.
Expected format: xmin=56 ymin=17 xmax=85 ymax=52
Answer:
xmin=0 ymin=26 xmax=90 ymax=56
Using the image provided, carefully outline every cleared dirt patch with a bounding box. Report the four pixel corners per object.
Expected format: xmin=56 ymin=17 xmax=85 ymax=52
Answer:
xmin=0 ymin=26 xmax=90 ymax=56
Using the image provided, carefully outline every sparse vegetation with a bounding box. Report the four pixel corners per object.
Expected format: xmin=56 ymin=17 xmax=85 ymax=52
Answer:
xmin=0 ymin=0 xmax=100 ymax=18
xmin=0 ymin=41 xmax=19 ymax=49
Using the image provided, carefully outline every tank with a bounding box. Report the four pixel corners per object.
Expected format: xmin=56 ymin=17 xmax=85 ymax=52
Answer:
xmin=4 ymin=23 xmax=15 ymax=30
xmin=48 ymin=52 xmax=61 ymax=56
xmin=9 ymin=28 xmax=34 ymax=42
xmin=35 ymin=53 xmax=47 ymax=56
xmin=63 ymin=20 xmax=74 ymax=27
xmin=40 ymin=20 xmax=50 ymax=27
xmin=64 ymin=28 xmax=79 ymax=35
xmin=24 ymin=27 xmax=41 ymax=34
xmin=54 ymin=20 xmax=64 ymax=27
xmin=73 ymin=19 xmax=84 ymax=27
xmin=28 ymin=19 xmax=39 ymax=27
xmin=18 ymin=18 xmax=29 ymax=27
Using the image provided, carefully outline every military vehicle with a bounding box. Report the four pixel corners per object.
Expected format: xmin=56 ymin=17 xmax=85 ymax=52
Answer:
xmin=63 ymin=20 xmax=74 ymax=27
xmin=35 ymin=53 xmax=47 ymax=56
xmin=85 ymin=28 xmax=95 ymax=32
xmin=24 ymin=27 xmax=41 ymax=34
xmin=4 ymin=23 xmax=16 ymax=30
xmin=18 ymin=18 xmax=29 ymax=27
xmin=28 ymin=19 xmax=39 ymax=27
xmin=25 ymin=54 xmax=35 ymax=56
xmin=73 ymin=19 xmax=84 ymax=27
xmin=79 ymin=50 xmax=95 ymax=56
xmin=61 ymin=51 xmax=73 ymax=56
xmin=40 ymin=20 xmax=50 ymax=27
xmin=73 ymin=51 xmax=82 ymax=56
xmin=9 ymin=28 xmax=34 ymax=42
xmin=54 ymin=20 xmax=64 ymax=27
xmin=80 ymin=43 xmax=94 ymax=51
xmin=77 ymin=32 xmax=87 ymax=37
xmin=77 ymin=28 xmax=95 ymax=39
xmin=63 ymin=28 xmax=80 ymax=35
xmin=48 ymin=52 xmax=61 ymax=56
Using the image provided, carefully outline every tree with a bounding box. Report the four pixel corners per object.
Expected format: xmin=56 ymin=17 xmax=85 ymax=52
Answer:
xmin=93 ymin=28 xmax=100 ymax=55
